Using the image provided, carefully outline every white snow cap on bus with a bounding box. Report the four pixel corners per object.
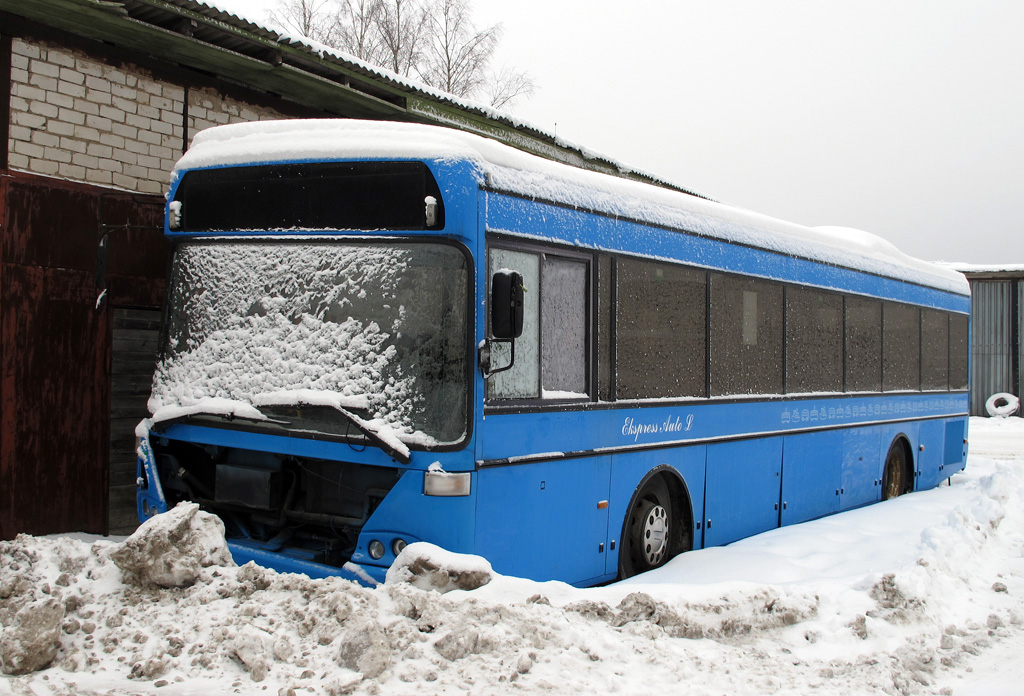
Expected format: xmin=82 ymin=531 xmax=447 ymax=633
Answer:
xmin=176 ymin=119 xmax=968 ymax=295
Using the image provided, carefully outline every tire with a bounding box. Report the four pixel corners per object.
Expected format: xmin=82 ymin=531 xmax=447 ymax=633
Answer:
xmin=882 ymin=439 xmax=910 ymax=500
xmin=619 ymin=475 xmax=674 ymax=579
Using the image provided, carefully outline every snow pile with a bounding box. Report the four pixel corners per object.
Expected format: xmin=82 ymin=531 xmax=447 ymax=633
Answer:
xmin=1 ymin=417 xmax=1023 ymax=694
xmin=110 ymin=503 xmax=233 ymax=589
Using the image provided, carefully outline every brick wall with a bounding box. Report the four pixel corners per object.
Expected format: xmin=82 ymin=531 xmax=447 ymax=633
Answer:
xmin=7 ymin=38 xmax=289 ymax=195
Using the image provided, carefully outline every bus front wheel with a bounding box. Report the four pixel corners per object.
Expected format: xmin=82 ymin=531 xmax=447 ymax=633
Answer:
xmin=619 ymin=476 xmax=673 ymax=578
xmin=882 ymin=439 xmax=911 ymax=500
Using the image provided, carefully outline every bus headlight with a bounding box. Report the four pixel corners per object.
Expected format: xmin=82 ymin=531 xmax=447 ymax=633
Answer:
xmin=424 ymin=470 xmax=471 ymax=496
xmin=368 ymin=540 xmax=385 ymax=560
xmin=392 ymin=539 xmax=407 ymax=556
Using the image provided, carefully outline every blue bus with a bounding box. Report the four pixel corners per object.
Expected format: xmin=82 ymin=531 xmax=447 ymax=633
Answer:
xmin=136 ymin=119 xmax=970 ymax=587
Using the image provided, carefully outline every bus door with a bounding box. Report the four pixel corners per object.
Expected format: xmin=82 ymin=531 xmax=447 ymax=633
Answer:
xmin=703 ymin=438 xmax=783 ymax=547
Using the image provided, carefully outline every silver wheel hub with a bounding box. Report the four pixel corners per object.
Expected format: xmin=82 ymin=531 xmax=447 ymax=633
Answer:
xmin=642 ymin=504 xmax=668 ymax=565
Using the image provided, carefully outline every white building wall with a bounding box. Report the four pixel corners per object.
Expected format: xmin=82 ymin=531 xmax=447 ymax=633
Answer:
xmin=7 ymin=38 xmax=288 ymax=194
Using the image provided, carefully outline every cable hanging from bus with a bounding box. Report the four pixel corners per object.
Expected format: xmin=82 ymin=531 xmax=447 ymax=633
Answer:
xmin=136 ymin=119 xmax=970 ymax=587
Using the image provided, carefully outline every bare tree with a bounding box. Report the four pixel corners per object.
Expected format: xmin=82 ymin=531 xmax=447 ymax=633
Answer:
xmin=417 ymin=0 xmax=498 ymax=98
xmin=267 ymin=0 xmax=339 ymax=45
xmin=335 ymin=0 xmax=385 ymax=64
xmin=484 ymin=65 xmax=535 ymax=110
xmin=265 ymin=0 xmax=535 ymax=110
xmin=376 ymin=0 xmax=428 ymax=76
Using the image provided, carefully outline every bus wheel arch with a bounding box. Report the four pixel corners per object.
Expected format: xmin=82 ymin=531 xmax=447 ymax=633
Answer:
xmin=618 ymin=466 xmax=693 ymax=579
xmin=882 ymin=435 xmax=914 ymax=500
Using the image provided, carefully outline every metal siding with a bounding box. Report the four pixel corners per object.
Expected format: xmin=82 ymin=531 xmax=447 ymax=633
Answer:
xmin=969 ymin=281 xmax=1013 ymax=415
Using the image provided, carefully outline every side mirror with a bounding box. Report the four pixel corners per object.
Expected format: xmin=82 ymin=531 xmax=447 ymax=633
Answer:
xmin=490 ymin=270 xmax=524 ymax=339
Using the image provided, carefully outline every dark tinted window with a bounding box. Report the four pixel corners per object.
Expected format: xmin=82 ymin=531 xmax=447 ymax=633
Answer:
xmin=949 ymin=313 xmax=969 ymax=390
xmin=710 ymin=274 xmax=783 ymax=396
xmin=883 ymin=302 xmax=920 ymax=391
xmin=173 ymin=161 xmax=444 ymax=232
xmin=845 ymin=296 xmax=882 ymax=392
xmin=786 ymin=288 xmax=843 ymax=393
xmin=921 ymin=309 xmax=949 ymax=391
xmin=598 ymin=255 xmax=613 ymax=401
xmin=616 ymin=258 xmax=707 ymax=399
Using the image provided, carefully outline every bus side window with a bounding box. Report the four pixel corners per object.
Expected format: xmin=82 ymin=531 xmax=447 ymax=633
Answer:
xmin=488 ymin=249 xmax=541 ymax=399
xmin=487 ymin=247 xmax=590 ymax=400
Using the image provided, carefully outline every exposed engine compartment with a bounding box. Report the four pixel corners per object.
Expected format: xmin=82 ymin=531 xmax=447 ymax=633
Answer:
xmin=151 ymin=437 xmax=403 ymax=567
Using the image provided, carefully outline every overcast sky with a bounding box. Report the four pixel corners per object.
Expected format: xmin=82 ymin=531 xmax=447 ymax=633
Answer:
xmin=213 ymin=0 xmax=1022 ymax=264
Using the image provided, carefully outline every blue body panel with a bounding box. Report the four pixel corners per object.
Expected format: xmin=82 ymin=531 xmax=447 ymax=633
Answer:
xmin=137 ymin=149 xmax=971 ymax=588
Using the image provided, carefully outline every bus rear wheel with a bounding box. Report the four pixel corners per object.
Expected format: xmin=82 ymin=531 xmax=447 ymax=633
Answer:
xmin=882 ymin=439 xmax=910 ymax=500
xmin=620 ymin=476 xmax=673 ymax=578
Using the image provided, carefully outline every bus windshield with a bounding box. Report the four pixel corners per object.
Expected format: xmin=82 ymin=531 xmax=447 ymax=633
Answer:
xmin=150 ymin=239 xmax=469 ymax=446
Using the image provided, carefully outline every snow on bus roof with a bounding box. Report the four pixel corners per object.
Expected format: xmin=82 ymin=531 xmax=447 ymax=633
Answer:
xmin=175 ymin=119 xmax=968 ymax=296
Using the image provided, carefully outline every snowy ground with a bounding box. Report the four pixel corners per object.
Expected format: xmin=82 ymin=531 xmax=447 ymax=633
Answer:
xmin=1 ymin=416 xmax=1022 ymax=696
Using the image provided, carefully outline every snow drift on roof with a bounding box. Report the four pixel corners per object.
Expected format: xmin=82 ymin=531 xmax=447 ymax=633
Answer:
xmin=175 ymin=119 xmax=968 ymax=295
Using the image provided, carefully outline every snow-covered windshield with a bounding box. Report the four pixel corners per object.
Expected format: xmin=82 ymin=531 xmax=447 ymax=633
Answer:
xmin=149 ymin=239 xmax=469 ymax=446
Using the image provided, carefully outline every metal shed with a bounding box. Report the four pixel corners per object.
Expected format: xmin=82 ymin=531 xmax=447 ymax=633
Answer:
xmin=949 ymin=266 xmax=1023 ymax=417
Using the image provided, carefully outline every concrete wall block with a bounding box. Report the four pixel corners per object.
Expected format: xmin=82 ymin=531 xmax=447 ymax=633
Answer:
xmin=160 ymin=108 xmax=180 ymax=125
xmin=58 ymin=108 xmax=86 ymax=126
xmin=13 ymin=111 xmax=47 ymax=129
xmin=74 ymin=98 xmax=100 ymax=116
xmin=13 ymin=39 xmax=42 ymax=59
xmin=112 ymin=173 xmax=137 ymax=189
xmin=85 ymin=114 xmax=113 ymax=132
xmin=58 ymin=163 xmax=88 ymax=180
xmin=85 ymin=75 xmax=113 ymax=92
xmin=29 ymin=100 xmax=59 ymax=119
xmin=43 ymin=146 xmax=72 ymax=164
xmin=100 ymin=132 xmax=126 ymax=149
xmin=86 ymin=142 xmax=114 ymax=159
xmin=151 ymin=119 xmax=173 ymax=136
xmin=190 ymin=105 xmax=208 ymax=120
xmin=125 ymin=139 xmax=148 ymax=155
xmin=110 ymin=83 xmax=137 ymax=100
xmin=84 ymin=88 xmax=112 ymax=105
xmin=112 ymin=96 xmax=139 ymax=114
xmin=138 ymin=130 xmax=162 ymax=146
xmin=47 ymin=120 xmax=76 ymax=137
xmin=99 ymin=105 xmax=127 ymax=123
xmin=45 ymin=91 xmax=76 ymax=110
xmin=136 ymin=153 xmax=160 ymax=169
xmin=60 ymin=137 xmax=88 ymax=154
xmin=8 ymin=152 xmax=31 ymax=170
xmin=14 ymin=140 xmax=46 ymax=159
xmin=125 ymin=113 xmax=151 ymax=130
xmin=160 ymin=157 xmax=178 ymax=173
xmin=138 ymin=179 xmax=164 ymax=195
xmin=73 ymin=125 xmax=101 ymax=142
xmin=137 ymin=104 xmax=160 ymax=120
xmin=12 ymin=53 xmax=30 ymax=70
xmin=150 ymin=95 xmax=173 ymax=111
xmin=86 ymin=169 xmax=114 ymax=185
xmin=48 ymin=50 xmax=76 ymax=69
xmin=59 ymin=67 xmax=86 ymax=85
xmin=112 ymin=123 xmax=139 ymax=140
xmin=10 ymin=124 xmax=33 ymax=141
xmin=28 ymin=73 xmax=58 ymax=92
xmin=149 ymin=143 xmax=173 ymax=160
xmin=98 ymin=158 xmax=123 ymax=173
xmin=10 ymin=96 xmax=30 ymax=112
xmin=31 ymin=130 xmax=61 ymax=148
xmin=72 ymin=152 xmax=100 ymax=169
xmin=77 ymin=59 xmax=104 ymax=78
xmin=164 ymin=85 xmax=185 ymax=102
xmin=13 ymin=82 xmax=47 ymax=102
xmin=30 ymin=158 xmax=60 ymax=176
xmin=103 ymin=67 xmax=128 ymax=86
xmin=123 ymin=163 xmax=148 ymax=179
xmin=139 ymin=78 xmax=163 ymax=96
xmin=30 ymin=59 xmax=60 ymax=78
xmin=10 ymin=67 xmax=29 ymax=85
xmin=57 ymin=81 xmax=88 ymax=99
xmin=112 ymin=148 xmax=138 ymax=165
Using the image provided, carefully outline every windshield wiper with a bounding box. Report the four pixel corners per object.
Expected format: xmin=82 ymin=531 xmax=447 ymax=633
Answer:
xmin=160 ymin=409 xmax=290 ymax=428
xmin=310 ymin=403 xmax=411 ymax=465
